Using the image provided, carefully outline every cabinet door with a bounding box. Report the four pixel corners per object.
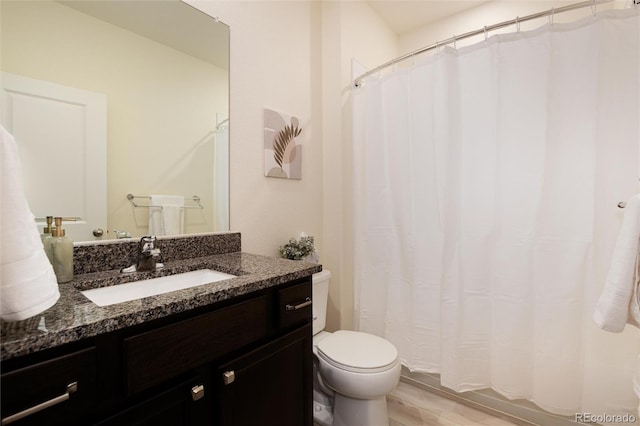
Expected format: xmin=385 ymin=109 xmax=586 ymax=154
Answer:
xmin=217 ymin=325 xmax=312 ymax=426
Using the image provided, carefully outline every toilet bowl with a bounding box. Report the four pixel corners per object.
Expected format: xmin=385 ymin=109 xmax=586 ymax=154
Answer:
xmin=312 ymin=271 xmax=400 ymax=426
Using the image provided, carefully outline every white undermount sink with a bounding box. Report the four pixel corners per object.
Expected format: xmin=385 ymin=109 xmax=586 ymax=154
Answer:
xmin=81 ymin=269 xmax=236 ymax=307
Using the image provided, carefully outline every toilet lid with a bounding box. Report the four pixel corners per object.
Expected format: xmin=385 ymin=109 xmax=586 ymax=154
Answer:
xmin=316 ymin=330 xmax=398 ymax=372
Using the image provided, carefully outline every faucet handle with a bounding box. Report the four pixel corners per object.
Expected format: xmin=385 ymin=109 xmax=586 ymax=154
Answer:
xmin=114 ymin=229 xmax=131 ymax=239
xmin=139 ymin=235 xmax=158 ymax=253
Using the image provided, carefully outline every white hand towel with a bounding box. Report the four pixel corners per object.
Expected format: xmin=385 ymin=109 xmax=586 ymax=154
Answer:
xmin=149 ymin=195 xmax=184 ymax=236
xmin=593 ymin=194 xmax=640 ymax=332
xmin=0 ymin=126 xmax=60 ymax=321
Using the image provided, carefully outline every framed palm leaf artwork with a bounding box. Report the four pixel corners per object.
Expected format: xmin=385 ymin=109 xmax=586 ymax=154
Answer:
xmin=264 ymin=108 xmax=302 ymax=179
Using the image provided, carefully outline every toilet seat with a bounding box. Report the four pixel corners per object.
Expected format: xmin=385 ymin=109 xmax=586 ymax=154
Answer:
xmin=316 ymin=330 xmax=398 ymax=373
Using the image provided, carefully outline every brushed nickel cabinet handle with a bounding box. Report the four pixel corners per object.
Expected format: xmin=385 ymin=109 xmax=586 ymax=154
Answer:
xmin=222 ymin=370 xmax=235 ymax=385
xmin=285 ymin=297 xmax=311 ymax=311
xmin=191 ymin=384 xmax=205 ymax=401
xmin=1 ymin=382 xmax=77 ymax=425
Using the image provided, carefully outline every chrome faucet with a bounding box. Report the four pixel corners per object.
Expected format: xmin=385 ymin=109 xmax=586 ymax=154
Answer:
xmin=136 ymin=235 xmax=161 ymax=272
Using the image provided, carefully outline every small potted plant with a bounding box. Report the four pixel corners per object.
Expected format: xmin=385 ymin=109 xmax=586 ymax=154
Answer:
xmin=279 ymin=233 xmax=319 ymax=263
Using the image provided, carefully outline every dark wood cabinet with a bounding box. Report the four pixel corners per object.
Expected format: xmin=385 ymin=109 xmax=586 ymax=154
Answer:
xmin=216 ymin=325 xmax=312 ymax=426
xmin=0 ymin=347 xmax=98 ymax=426
xmin=123 ymin=295 xmax=269 ymax=395
xmin=0 ymin=277 xmax=313 ymax=426
xmin=96 ymin=374 xmax=211 ymax=426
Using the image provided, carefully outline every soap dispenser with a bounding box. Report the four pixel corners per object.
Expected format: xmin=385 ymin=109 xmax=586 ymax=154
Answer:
xmin=40 ymin=216 xmax=54 ymax=264
xmin=40 ymin=216 xmax=53 ymax=240
xmin=50 ymin=217 xmax=73 ymax=283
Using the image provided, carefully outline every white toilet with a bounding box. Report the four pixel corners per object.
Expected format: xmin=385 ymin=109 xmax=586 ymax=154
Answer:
xmin=312 ymin=270 xmax=401 ymax=426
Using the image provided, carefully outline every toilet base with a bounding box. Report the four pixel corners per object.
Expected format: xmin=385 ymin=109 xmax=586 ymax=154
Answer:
xmin=313 ymin=388 xmax=334 ymax=426
xmin=332 ymin=394 xmax=389 ymax=426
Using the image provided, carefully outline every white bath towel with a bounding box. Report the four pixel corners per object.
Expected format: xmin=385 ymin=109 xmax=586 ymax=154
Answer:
xmin=0 ymin=126 xmax=60 ymax=321
xmin=149 ymin=195 xmax=184 ymax=236
xmin=593 ymin=194 xmax=640 ymax=332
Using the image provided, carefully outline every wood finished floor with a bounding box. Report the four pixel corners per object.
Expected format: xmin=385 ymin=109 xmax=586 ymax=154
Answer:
xmin=387 ymin=381 xmax=520 ymax=426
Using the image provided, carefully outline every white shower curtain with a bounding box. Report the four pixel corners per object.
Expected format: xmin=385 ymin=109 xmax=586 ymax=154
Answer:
xmin=353 ymin=9 xmax=640 ymax=418
xmin=214 ymin=125 xmax=229 ymax=231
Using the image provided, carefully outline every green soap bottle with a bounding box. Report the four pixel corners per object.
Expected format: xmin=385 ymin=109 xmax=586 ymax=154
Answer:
xmin=50 ymin=217 xmax=73 ymax=283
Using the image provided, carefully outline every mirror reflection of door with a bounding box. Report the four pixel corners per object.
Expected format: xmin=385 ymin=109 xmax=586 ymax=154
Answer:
xmin=1 ymin=72 xmax=107 ymax=242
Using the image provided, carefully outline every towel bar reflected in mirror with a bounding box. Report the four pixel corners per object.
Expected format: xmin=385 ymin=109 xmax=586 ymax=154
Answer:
xmin=126 ymin=194 xmax=204 ymax=209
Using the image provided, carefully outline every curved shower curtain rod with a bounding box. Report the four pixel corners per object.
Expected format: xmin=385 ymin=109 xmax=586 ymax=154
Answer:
xmin=353 ymin=0 xmax=620 ymax=87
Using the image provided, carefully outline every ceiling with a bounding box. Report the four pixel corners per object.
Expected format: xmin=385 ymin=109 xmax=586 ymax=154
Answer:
xmin=60 ymin=1 xmax=229 ymax=70
xmin=367 ymin=0 xmax=492 ymax=35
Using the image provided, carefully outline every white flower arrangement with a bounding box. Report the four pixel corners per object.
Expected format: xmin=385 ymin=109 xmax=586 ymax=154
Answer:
xmin=279 ymin=233 xmax=319 ymax=262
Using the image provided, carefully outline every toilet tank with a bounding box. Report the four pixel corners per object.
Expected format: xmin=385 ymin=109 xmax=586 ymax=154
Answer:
xmin=312 ymin=270 xmax=331 ymax=335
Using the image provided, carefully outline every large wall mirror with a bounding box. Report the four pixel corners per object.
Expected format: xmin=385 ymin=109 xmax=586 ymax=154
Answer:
xmin=1 ymin=0 xmax=229 ymax=242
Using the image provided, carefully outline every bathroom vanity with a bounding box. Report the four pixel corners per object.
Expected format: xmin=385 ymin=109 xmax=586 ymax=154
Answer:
xmin=0 ymin=233 xmax=321 ymax=426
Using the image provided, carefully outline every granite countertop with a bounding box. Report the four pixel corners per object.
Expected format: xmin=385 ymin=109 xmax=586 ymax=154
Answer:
xmin=0 ymin=252 xmax=322 ymax=361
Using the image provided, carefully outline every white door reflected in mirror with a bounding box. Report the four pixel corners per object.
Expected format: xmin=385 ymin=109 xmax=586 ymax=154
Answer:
xmin=1 ymin=72 xmax=107 ymax=242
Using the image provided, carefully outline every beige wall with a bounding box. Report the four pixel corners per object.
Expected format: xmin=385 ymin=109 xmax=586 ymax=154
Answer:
xmin=187 ymin=1 xmax=325 ymax=259
xmin=399 ymin=0 xmax=627 ymax=54
xmin=321 ymin=2 xmax=398 ymax=331
xmin=1 ymin=1 xmax=228 ymax=238
xmin=187 ymin=1 xmax=397 ymax=331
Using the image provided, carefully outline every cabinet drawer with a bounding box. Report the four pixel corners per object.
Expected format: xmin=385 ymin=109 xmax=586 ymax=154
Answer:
xmin=1 ymin=347 xmax=98 ymax=426
xmin=277 ymin=280 xmax=312 ymax=329
xmin=124 ymin=295 xmax=269 ymax=395
xmin=96 ymin=374 xmax=209 ymax=426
